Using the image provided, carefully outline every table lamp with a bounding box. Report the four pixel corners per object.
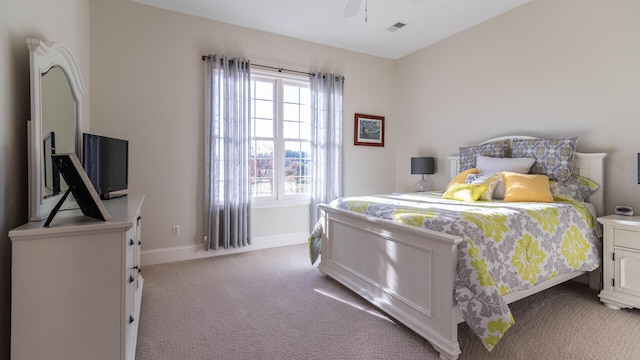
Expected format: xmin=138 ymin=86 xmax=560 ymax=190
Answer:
xmin=411 ymin=157 xmax=435 ymax=192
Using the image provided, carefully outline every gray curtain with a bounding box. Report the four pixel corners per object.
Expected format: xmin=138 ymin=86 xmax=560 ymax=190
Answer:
xmin=204 ymin=54 xmax=252 ymax=250
xmin=309 ymin=72 xmax=344 ymax=230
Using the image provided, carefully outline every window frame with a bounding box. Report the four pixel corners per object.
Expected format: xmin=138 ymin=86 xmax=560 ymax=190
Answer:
xmin=250 ymin=69 xmax=312 ymax=205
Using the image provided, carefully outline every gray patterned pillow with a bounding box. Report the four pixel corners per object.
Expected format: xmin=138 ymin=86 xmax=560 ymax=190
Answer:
xmin=550 ymin=175 xmax=599 ymax=202
xmin=511 ymin=137 xmax=577 ymax=183
xmin=459 ymin=140 xmax=508 ymax=171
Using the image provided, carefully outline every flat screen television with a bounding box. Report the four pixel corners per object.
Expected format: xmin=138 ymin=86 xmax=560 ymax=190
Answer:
xmin=82 ymin=133 xmax=129 ymax=200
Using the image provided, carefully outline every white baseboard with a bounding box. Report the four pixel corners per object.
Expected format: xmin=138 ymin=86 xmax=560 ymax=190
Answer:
xmin=140 ymin=232 xmax=309 ymax=266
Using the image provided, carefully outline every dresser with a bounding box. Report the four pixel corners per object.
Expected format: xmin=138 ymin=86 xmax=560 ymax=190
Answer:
xmin=9 ymin=195 xmax=144 ymax=360
xmin=598 ymin=214 xmax=640 ymax=310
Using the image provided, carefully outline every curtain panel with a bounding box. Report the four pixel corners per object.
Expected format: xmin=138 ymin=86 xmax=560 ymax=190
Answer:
xmin=204 ymin=54 xmax=252 ymax=250
xmin=309 ymin=72 xmax=345 ymax=230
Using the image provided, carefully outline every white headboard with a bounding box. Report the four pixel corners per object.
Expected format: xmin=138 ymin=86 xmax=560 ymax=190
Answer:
xmin=446 ymin=136 xmax=608 ymax=216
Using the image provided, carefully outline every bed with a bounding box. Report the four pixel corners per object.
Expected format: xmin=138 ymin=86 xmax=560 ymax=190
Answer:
xmin=312 ymin=136 xmax=607 ymax=360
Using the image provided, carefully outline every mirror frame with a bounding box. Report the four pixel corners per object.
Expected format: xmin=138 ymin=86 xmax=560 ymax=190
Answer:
xmin=27 ymin=38 xmax=87 ymax=221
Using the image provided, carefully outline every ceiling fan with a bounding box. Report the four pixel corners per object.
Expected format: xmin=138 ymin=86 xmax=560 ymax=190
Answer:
xmin=343 ymin=0 xmax=422 ymax=21
xmin=343 ymin=0 xmax=364 ymax=18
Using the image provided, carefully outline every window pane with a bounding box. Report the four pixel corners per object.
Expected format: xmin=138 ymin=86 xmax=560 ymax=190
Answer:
xmin=299 ymin=87 xmax=310 ymax=105
xmin=283 ymin=103 xmax=299 ymax=122
xmin=253 ymin=178 xmax=273 ymax=197
xmin=283 ymin=121 xmax=299 ymax=139
xmin=299 ymin=118 xmax=310 ymax=140
xmin=284 ymin=140 xmax=300 ymax=154
xmin=284 ymin=141 xmax=300 ymax=176
xmin=255 ymin=99 xmax=273 ymax=119
xmin=251 ymin=140 xmax=274 ymax=197
xmin=283 ymin=85 xmax=299 ymax=103
xmin=299 ymin=105 xmax=310 ymax=123
xmin=284 ymin=141 xmax=310 ymax=195
xmin=254 ymin=80 xmax=273 ymax=100
xmin=255 ymin=119 xmax=273 ymax=138
xmin=300 ymin=142 xmax=311 ymax=160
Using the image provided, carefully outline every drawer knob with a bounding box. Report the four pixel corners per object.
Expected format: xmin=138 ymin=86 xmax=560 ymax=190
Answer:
xmin=128 ymin=275 xmax=135 ymax=283
xmin=129 ymin=239 xmax=134 ymax=246
xmin=129 ymin=315 xmax=135 ymax=324
xmin=138 ymin=240 xmax=142 ymax=246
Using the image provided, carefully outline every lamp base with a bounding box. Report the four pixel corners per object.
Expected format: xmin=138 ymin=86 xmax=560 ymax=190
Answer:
xmin=416 ymin=176 xmax=430 ymax=192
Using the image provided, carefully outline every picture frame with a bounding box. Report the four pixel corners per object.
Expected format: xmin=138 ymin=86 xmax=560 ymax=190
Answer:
xmin=44 ymin=153 xmax=110 ymax=227
xmin=354 ymin=113 xmax=384 ymax=147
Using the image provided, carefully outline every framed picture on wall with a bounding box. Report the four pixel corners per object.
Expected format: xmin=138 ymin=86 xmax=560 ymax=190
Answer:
xmin=354 ymin=113 xmax=384 ymax=147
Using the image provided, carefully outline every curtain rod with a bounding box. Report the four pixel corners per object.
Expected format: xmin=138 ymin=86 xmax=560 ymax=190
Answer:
xmin=201 ymin=55 xmax=314 ymax=77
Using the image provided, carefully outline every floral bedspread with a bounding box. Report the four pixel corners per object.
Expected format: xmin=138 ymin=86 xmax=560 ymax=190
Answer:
xmin=309 ymin=192 xmax=600 ymax=350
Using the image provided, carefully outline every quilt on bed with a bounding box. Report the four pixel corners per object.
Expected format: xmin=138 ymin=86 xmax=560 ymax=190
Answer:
xmin=309 ymin=192 xmax=600 ymax=350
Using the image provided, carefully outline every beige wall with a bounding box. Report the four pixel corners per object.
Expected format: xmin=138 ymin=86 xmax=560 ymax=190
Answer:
xmin=395 ymin=0 xmax=640 ymax=214
xmin=0 ymin=0 xmax=90 ymax=356
xmin=89 ymin=0 xmax=397 ymax=252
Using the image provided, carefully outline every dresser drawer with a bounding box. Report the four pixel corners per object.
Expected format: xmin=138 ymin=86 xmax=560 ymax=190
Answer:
xmin=614 ymin=229 xmax=640 ymax=250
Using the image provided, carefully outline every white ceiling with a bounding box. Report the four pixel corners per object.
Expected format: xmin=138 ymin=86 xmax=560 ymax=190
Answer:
xmin=132 ymin=0 xmax=530 ymax=60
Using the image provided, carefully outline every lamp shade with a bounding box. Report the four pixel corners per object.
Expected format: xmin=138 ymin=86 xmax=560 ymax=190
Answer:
xmin=411 ymin=157 xmax=435 ymax=175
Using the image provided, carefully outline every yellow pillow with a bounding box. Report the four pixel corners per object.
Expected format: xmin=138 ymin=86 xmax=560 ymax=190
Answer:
xmin=502 ymin=172 xmax=554 ymax=202
xmin=442 ymin=183 xmax=488 ymax=202
xmin=446 ymin=168 xmax=478 ymax=189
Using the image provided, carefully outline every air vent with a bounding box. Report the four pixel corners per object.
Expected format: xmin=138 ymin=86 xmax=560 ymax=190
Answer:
xmin=387 ymin=22 xmax=406 ymax=32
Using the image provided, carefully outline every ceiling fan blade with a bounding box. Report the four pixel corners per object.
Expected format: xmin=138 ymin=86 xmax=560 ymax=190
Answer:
xmin=343 ymin=0 xmax=362 ymax=17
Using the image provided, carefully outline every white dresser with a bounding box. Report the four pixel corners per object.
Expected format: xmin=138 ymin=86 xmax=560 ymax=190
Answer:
xmin=598 ymin=214 xmax=640 ymax=310
xmin=9 ymin=195 xmax=144 ymax=360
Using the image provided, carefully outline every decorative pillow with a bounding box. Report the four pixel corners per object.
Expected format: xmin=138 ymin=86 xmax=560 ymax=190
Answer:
xmin=465 ymin=173 xmax=501 ymax=201
xmin=447 ymin=168 xmax=478 ymax=189
xmin=511 ymin=137 xmax=578 ymax=183
xmin=458 ymin=140 xmax=508 ymax=171
xmin=442 ymin=183 xmax=488 ymax=202
xmin=475 ymin=156 xmax=535 ymax=199
xmin=549 ymin=174 xmax=599 ymax=202
xmin=502 ymin=172 xmax=554 ymax=203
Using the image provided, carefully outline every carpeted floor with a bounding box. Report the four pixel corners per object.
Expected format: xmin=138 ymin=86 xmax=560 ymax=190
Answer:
xmin=136 ymin=244 xmax=640 ymax=360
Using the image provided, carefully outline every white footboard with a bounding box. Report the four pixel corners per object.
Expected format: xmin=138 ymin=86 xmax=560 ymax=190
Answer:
xmin=318 ymin=204 xmax=463 ymax=360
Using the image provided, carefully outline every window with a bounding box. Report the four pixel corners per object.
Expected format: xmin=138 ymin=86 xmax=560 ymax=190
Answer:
xmin=250 ymin=71 xmax=311 ymax=201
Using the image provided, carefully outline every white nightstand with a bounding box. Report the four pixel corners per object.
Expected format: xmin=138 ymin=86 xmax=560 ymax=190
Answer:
xmin=598 ymin=215 xmax=640 ymax=310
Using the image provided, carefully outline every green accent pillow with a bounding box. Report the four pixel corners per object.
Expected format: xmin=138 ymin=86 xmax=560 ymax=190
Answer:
xmin=465 ymin=173 xmax=501 ymax=201
xmin=442 ymin=183 xmax=488 ymax=202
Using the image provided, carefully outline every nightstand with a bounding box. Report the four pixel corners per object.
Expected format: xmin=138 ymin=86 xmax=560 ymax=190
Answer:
xmin=598 ymin=215 xmax=640 ymax=310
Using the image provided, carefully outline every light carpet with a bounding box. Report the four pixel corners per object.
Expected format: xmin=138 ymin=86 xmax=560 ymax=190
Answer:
xmin=136 ymin=244 xmax=640 ymax=360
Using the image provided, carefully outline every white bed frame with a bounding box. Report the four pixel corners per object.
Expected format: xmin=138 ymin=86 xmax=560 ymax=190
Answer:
xmin=318 ymin=136 xmax=607 ymax=360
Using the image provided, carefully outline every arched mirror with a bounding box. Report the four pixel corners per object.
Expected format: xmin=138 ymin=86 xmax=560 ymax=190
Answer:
xmin=27 ymin=39 xmax=87 ymax=221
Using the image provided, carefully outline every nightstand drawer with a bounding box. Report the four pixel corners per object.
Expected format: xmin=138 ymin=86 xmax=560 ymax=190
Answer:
xmin=615 ymin=248 xmax=640 ymax=297
xmin=614 ymin=229 xmax=640 ymax=250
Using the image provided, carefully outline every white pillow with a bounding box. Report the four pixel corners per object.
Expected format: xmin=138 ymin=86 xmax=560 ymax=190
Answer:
xmin=476 ymin=156 xmax=535 ymax=199
xmin=476 ymin=156 xmax=535 ymax=174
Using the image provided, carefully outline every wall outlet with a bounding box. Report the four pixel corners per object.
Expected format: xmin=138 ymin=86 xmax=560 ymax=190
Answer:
xmin=172 ymin=225 xmax=180 ymax=236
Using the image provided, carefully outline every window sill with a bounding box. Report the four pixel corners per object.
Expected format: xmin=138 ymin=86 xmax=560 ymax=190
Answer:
xmin=251 ymin=198 xmax=311 ymax=209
